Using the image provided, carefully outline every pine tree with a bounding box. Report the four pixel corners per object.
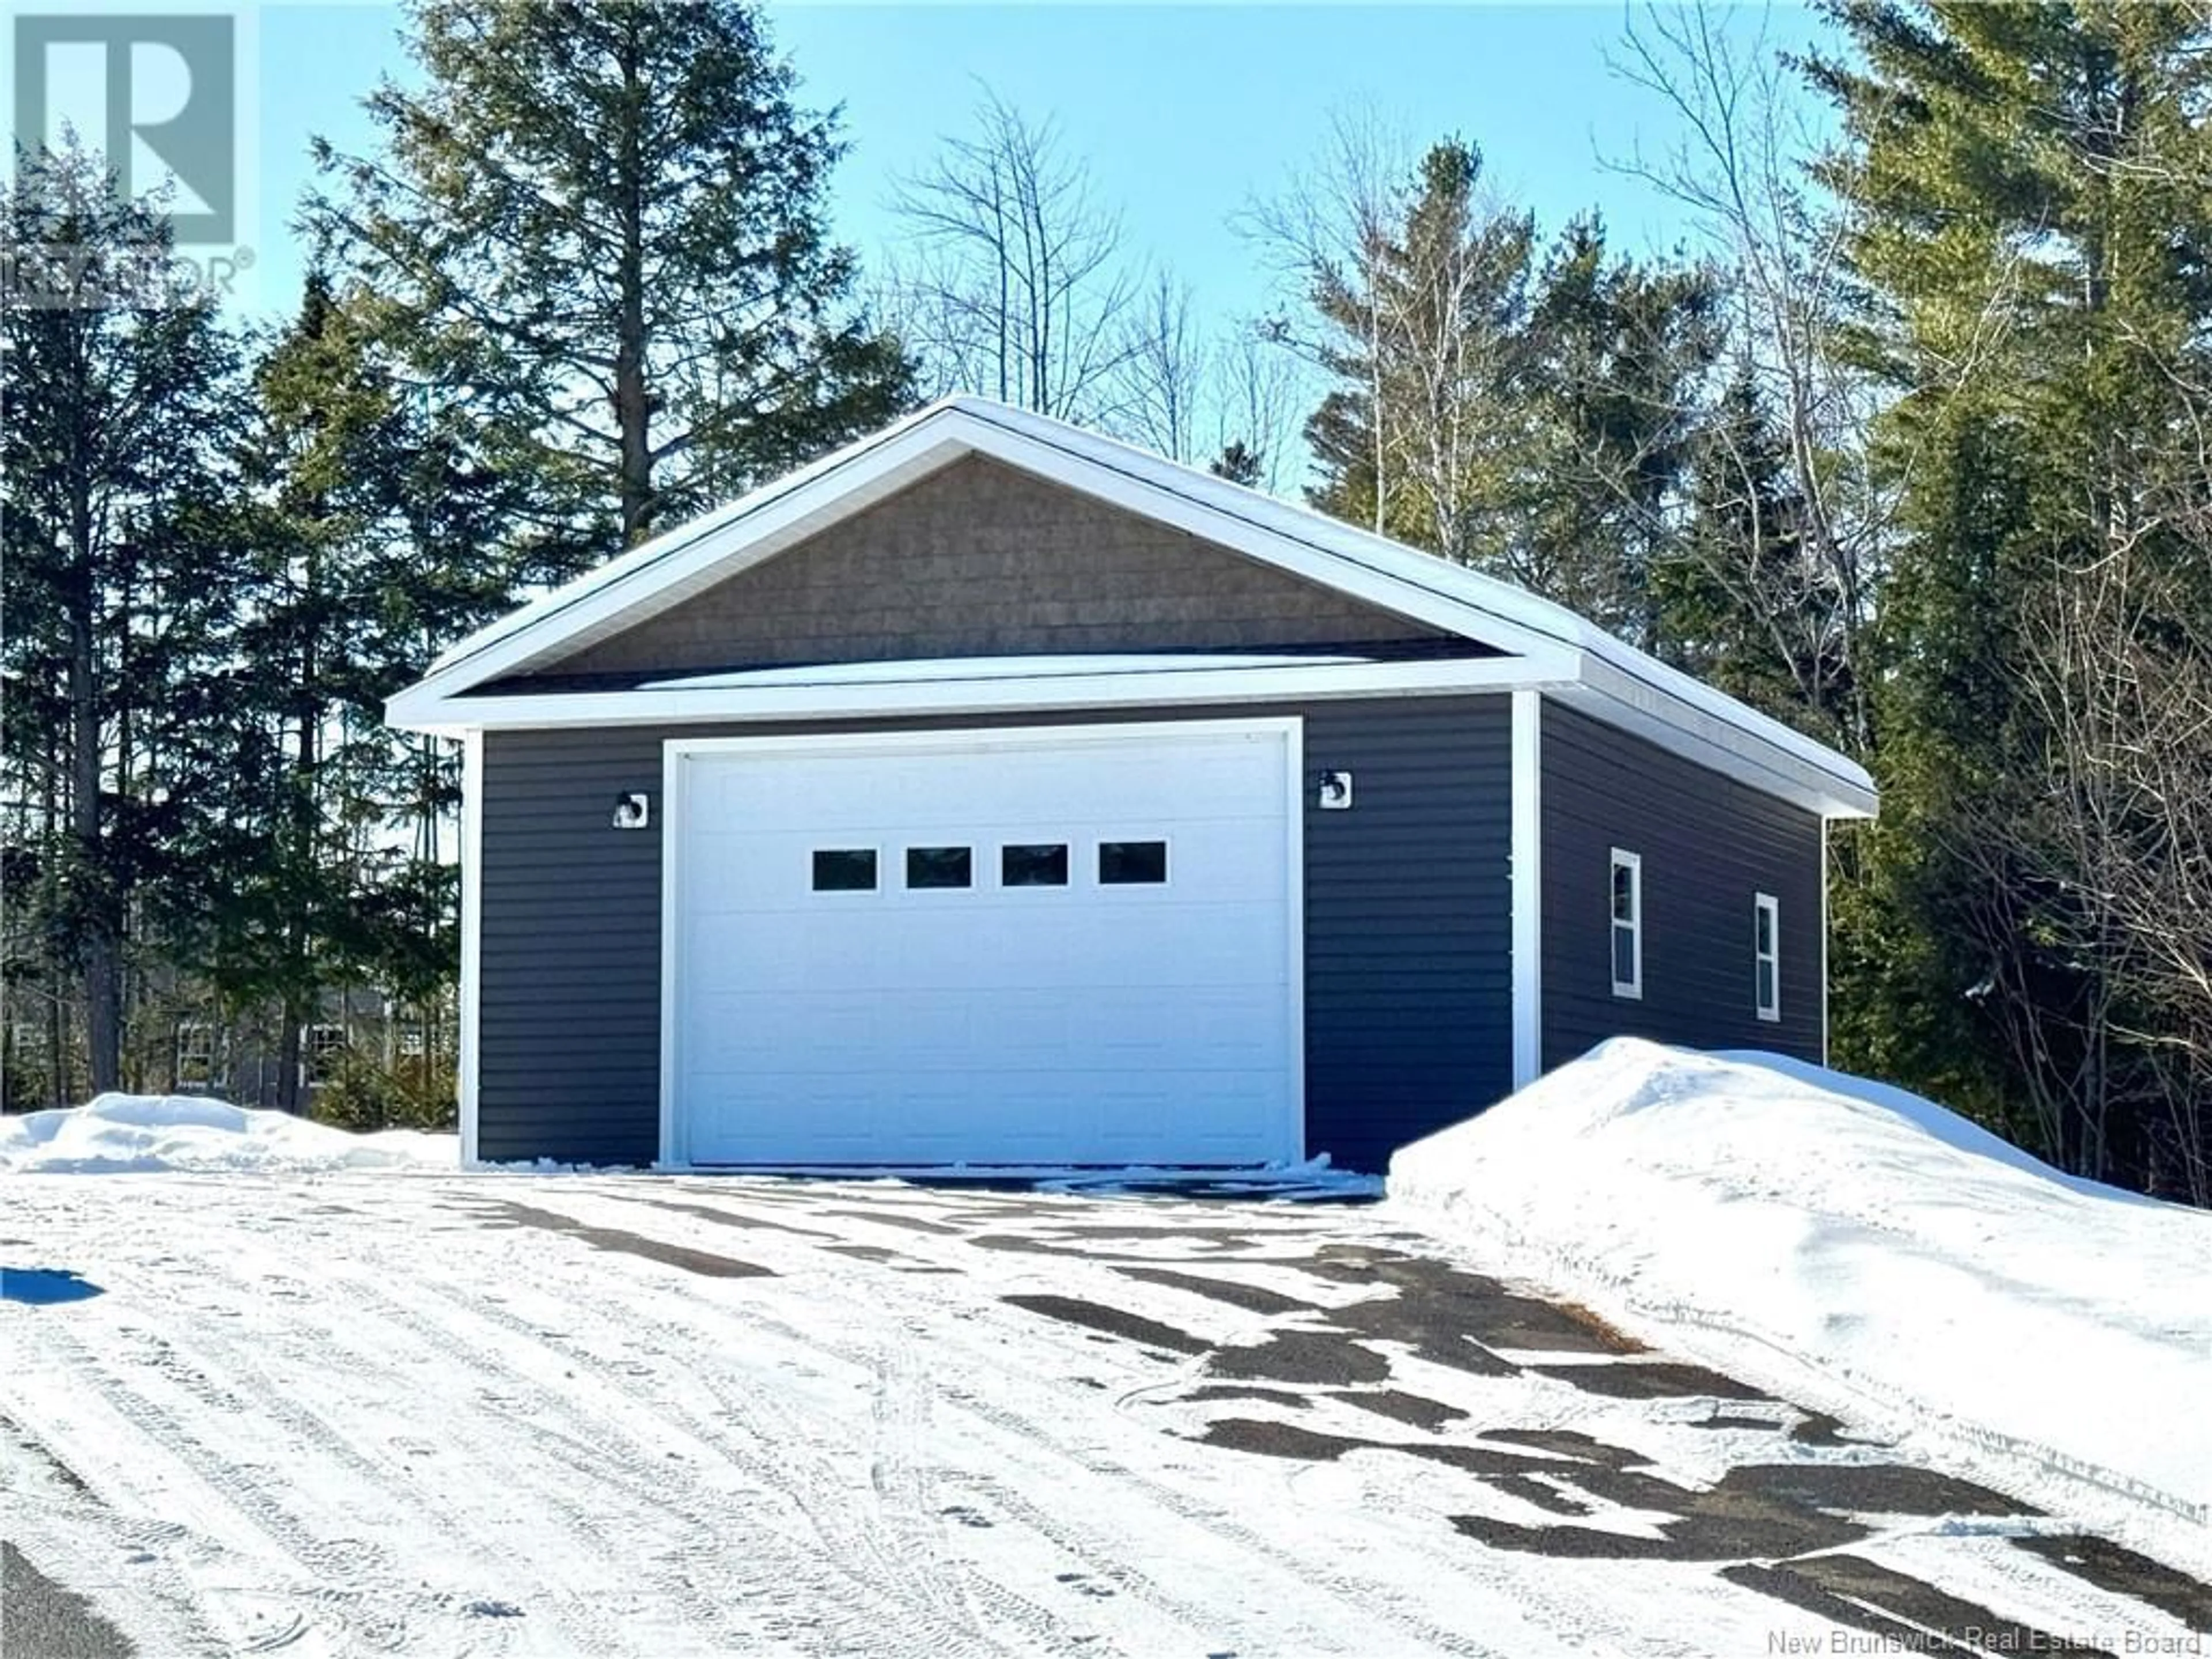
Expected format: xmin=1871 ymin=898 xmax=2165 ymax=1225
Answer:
xmin=1289 ymin=143 xmax=1722 ymax=643
xmin=0 ymin=145 xmax=244 ymax=1093
xmin=1522 ymin=217 xmax=1721 ymax=647
xmin=1302 ymin=140 xmax=1538 ymax=565
xmin=312 ymin=0 xmax=915 ymax=556
xmin=1210 ymin=441 xmax=1266 ymax=488
xmin=1656 ymin=368 xmax=1857 ymax=736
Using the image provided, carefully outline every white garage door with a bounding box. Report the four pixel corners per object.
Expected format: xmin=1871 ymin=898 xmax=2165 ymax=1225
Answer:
xmin=665 ymin=720 xmax=1301 ymax=1166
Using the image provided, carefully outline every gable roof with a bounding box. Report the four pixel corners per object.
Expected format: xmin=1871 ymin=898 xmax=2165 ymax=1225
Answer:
xmin=387 ymin=396 xmax=1876 ymax=819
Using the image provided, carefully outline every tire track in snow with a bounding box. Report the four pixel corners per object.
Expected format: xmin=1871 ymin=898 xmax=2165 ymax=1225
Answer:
xmin=435 ymin=1185 xmax=1135 ymax=1654
xmin=410 ymin=1187 xmax=1210 ymax=1655
xmin=57 ymin=1183 xmax=822 ymax=1658
xmin=611 ymin=1188 xmax=1731 ymax=1659
xmin=325 ymin=1249 xmax=1018 ymax=1659
xmin=151 ymin=1187 xmax=839 ymax=1656
xmin=536 ymin=1212 xmax=1521 ymax=1658
xmin=26 ymin=1206 xmax=649 ymax=1658
xmin=13 ymin=1319 xmax=414 ymax=1657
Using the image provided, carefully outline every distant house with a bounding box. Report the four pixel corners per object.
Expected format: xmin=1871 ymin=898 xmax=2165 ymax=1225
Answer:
xmin=388 ymin=399 xmax=1876 ymax=1172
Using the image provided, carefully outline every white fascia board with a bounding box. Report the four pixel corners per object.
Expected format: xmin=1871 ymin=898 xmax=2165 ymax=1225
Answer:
xmin=388 ymin=652 xmax=1574 ymax=736
xmin=392 ymin=392 xmax=1876 ymax=821
xmin=954 ymin=402 xmax=1878 ymax=816
xmin=1554 ymin=665 xmax=1878 ymax=821
xmin=955 ymin=401 xmax=1615 ymax=653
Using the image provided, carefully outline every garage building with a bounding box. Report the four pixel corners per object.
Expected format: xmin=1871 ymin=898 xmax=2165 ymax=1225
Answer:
xmin=388 ymin=397 xmax=1877 ymax=1172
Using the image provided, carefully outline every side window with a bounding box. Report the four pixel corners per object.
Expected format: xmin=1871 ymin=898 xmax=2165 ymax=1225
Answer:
xmin=1609 ymin=849 xmax=1642 ymax=999
xmin=175 ymin=1022 xmax=216 ymax=1089
xmin=1754 ymin=893 xmax=1781 ymax=1022
xmin=305 ymin=1024 xmax=348 ymax=1082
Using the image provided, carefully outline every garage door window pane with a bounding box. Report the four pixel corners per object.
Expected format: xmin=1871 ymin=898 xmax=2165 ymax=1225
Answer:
xmin=1099 ymin=840 xmax=1168 ymax=885
xmin=812 ymin=849 xmax=877 ymax=891
xmin=1001 ymin=843 xmax=1068 ymax=887
xmin=906 ymin=846 xmax=972 ymax=889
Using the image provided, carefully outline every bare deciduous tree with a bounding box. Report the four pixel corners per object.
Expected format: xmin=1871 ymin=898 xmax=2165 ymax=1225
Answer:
xmin=1238 ymin=107 xmax=1416 ymax=533
xmin=888 ymin=89 xmax=1137 ymax=420
xmin=1609 ymin=1 xmax=1889 ymax=752
xmin=1244 ymin=114 xmax=1540 ymax=569
xmin=1944 ymin=532 xmax=2212 ymax=1203
xmin=1111 ymin=271 xmax=1206 ymax=463
xmin=1209 ymin=328 xmax=1309 ymax=495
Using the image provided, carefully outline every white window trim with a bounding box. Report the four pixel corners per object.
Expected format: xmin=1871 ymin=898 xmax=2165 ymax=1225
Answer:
xmin=1755 ymin=891 xmax=1782 ymax=1023
xmin=1609 ymin=849 xmax=1643 ymax=1001
xmin=175 ymin=1021 xmax=217 ymax=1085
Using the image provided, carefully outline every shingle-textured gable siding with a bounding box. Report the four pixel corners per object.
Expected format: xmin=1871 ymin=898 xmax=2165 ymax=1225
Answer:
xmin=1539 ymin=700 xmax=1824 ymax=1071
xmin=531 ymin=456 xmax=1449 ymax=679
xmin=476 ymin=698 xmax=1512 ymax=1171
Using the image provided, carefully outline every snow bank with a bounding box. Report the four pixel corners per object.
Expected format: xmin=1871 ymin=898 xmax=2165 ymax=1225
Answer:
xmin=1388 ymin=1039 xmax=2212 ymax=1519
xmin=0 ymin=1094 xmax=457 ymax=1175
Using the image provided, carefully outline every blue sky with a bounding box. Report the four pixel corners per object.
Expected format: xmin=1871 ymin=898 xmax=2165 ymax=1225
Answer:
xmin=254 ymin=3 xmax=1831 ymax=332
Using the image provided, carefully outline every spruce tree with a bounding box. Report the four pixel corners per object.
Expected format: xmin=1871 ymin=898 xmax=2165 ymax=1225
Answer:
xmin=1812 ymin=1 xmax=2212 ymax=1190
xmin=201 ymin=274 xmax=525 ymax=1112
xmin=1293 ymin=143 xmax=1721 ymax=645
xmin=1522 ymin=218 xmax=1721 ymax=648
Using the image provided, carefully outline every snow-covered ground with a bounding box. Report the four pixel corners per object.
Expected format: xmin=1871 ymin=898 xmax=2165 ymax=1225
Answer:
xmin=4 ymin=1067 xmax=2206 ymax=1657
xmin=1391 ymin=1040 xmax=2212 ymax=1545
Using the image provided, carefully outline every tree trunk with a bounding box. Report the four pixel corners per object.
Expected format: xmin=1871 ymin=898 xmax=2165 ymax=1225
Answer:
xmin=69 ymin=494 xmax=120 ymax=1094
xmin=613 ymin=18 xmax=652 ymax=544
xmin=276 ymin=994 xmax=306 ymax=1115
xmin=41 ymin=733 xmax=69 ymax=1107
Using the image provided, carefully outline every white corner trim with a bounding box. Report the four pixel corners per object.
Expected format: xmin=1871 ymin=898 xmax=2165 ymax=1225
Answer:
xmin=656 ymin=740 xmax=686 ymax=1171
xmin=1510 ymin=689 xmax=1543 ymax=1089
xmin=653 ymin=717 xmax=1308 ymax=1172
xmin=1279 ymin=719 xmax=1309 ymax=1164
xmin=457 ymin=729 xmax=483 ymax=1165
xmin=1820 ymin=820 xmax=1832 ymax=1065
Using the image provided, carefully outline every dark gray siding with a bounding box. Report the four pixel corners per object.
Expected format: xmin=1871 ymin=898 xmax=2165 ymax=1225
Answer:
xmin=1539 ymin=700 xmax=1825 ymax=1072
xmin=1305 ymin=698 xmax=1512 ymax=1172
xmin=478 ymin=727 xmax=665 ymax=1164
xmin=476 ymin=697 xmax=1512 ymax=1171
